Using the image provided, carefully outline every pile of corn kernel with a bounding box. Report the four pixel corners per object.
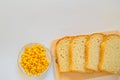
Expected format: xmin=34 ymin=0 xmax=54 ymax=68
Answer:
xmin=20 ymin=44 xmax=50 ymax=76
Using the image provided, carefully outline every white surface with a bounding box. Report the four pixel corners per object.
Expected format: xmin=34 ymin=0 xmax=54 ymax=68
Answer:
xmin=0 ymin=0 xmax=120 ymax=80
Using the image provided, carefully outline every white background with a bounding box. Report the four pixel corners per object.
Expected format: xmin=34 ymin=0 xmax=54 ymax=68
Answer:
xmin=0 ymin=0 xmax=120 ymax=80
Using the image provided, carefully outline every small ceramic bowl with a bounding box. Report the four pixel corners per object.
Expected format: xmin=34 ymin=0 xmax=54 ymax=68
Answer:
xmin=17 ymin=43 xmax=51 ymax=80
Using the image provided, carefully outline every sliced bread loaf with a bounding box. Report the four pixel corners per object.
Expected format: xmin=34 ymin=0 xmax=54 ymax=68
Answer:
xmin=70 ymin=35 xmax=89 ymax=72
xmin=55 ymin=36 xmax=72 ymax=72
xmin=85 ymin=33 xmax=104 ymax=71
xmin=99 ymin=34 xmax=120 ymax=74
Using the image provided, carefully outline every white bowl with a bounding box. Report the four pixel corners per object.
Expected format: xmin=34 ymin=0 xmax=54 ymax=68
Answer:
xmin=17 ymin=43 xmax=51 ymax=80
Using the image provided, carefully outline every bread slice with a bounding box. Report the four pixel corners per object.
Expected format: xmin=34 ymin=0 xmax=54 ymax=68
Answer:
xmin=85 ymin=33 xmax=104 ymax=71
xmin=99 ymin=34 xmax=120 ymax=74
xmin=55 ymin=36 xmax=72 ymax=72
xmin=70 ymin=35 xmax=89 ymax=72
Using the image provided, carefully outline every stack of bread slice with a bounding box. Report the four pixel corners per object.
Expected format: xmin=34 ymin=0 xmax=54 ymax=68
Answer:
xmin=55 ymin=31 xmax=120 ymax=74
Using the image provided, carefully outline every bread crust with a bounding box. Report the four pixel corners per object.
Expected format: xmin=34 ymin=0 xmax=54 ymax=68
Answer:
xmin=55 ymin=36 xmax=72 ymax=72
xmin=70 ymin=35 xmax=89 ymax=72
xmin=98 ymin=34 xmax=120 ymax=75
xmin=69 ymin=37 xmax=75 ymax=72
xmin=85 ymin=33 xmax=105 ymax=71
